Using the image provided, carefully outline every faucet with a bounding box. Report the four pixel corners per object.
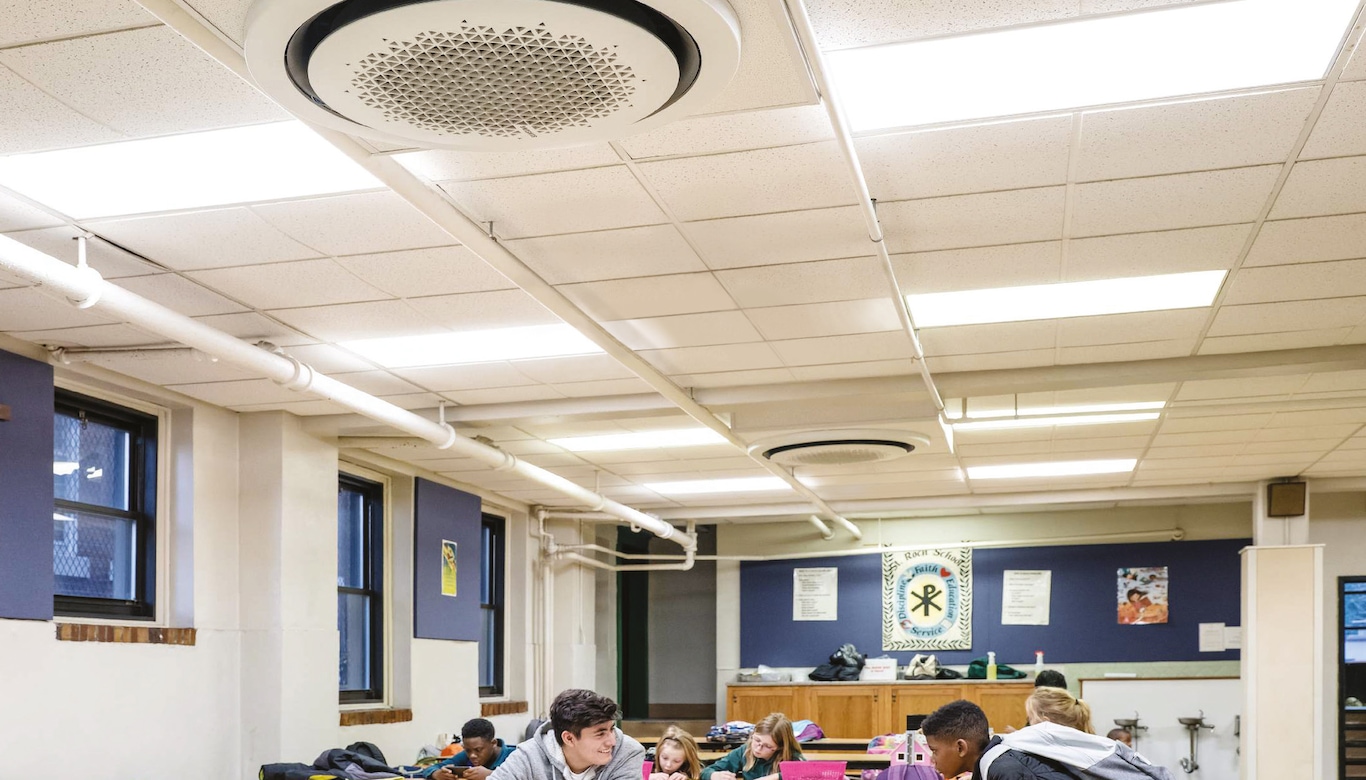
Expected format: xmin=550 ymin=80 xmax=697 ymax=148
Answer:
xmin=1177 ymin=710 xmax=1215 ymax=773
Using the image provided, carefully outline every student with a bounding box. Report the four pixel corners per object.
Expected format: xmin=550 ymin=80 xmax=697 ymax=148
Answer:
xmin=650 ymin=725 xmax=703 ymax=780
xmin=701 ymin=713 xmax=803 ymax=780
xmin=426 ymin=718 xmax=517 ymax=780
xmin=1105 ymin=729 xmax=1133 ymax=747
xmin=1024 ymin=687 xmax=1094 ymax=734
xmin=492 ymin=689 xmax=644 ymax=780
xmin=1032 ymin=670 xmax=1067 ymax=690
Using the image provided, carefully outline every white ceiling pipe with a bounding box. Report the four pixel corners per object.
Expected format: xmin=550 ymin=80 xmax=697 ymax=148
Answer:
xmin=0 ymin=233 xmax=690 ymax=549
xmin=556 ymin=549 xmax=696 ymax=572
xmin=130 ymin=0 xmax=857 ymax=542
xmin=808 ymin=514 xmax=835 ymax=540
xmin=780 ymin=0 xmax=944 ymax=414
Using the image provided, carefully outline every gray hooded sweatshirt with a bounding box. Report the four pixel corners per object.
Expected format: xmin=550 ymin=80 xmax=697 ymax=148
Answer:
xmin=491 ymin=721 xmax=644 ymax=780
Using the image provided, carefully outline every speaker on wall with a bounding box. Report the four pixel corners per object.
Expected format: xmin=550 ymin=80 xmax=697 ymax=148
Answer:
xmin=1266 ymin=481 xmax=1307 ymax=517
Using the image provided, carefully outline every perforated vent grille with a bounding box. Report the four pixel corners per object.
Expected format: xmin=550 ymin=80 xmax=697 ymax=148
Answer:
xmin=764 ymin=439 xmax=916 ymax=467
xmin=349 ymin=24 xmax=639 ymax=138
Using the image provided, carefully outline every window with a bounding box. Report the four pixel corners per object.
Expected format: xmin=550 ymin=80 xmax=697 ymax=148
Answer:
xmin=53 ymin=389 xmax=158 ymax=619
xmin=479 ymin=513 xmax=505 ymax=696
xmin=339 ymin=473 xmax=384 ymax=703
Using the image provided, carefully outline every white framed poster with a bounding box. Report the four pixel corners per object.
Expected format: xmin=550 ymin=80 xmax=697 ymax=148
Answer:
xmin=883 ymin=548 xmax=972 ymax=650
xmin=793 ymin=566 xmax=838 ymax=621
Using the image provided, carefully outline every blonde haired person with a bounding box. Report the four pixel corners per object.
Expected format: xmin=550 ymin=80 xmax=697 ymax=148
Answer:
xmin=701 ymin=713 xmax=804 ymax=780
xmin=651 ymin=726 xmax=703 ymax=780
xmin=1025 ymin=686 xmax=1095 ymax=734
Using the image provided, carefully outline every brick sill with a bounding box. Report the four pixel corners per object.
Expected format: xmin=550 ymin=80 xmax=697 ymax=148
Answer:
xmin=482 ymin=700 xmax=529 ymax=717
xmin=341 ymin=708 xmax=414 ymax=727
xmin=56 ymin=623 xmax=196 ymax=645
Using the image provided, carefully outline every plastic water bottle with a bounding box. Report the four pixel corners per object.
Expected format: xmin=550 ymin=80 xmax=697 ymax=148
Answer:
xmin=1035 ymin=650 xmax=1045 ymax=677
xmin=987 ymin=651 xmax=998 ymax=680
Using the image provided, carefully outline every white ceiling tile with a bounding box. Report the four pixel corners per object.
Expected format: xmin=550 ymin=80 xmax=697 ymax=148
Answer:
xmin=640 ymin=342 xmax=784 ymax=374
xmin=333 ymin=246 xmax=515 ymax=298
xmin=268 ymin=300 xmax=440 ymax=341
xmin=394 ymin=145 xmax=620 ymax=181
xmin=670 ymin=367 xmax=797 ymax=388
xmin=877 ymin=187 xmax=1067 ymax=252
xmin=329 ymin=370 xmax=423 ymax=396
xmin=373 ymin=392 xmax=445 ymax=411
xmin=703 ymin=0 xmax=815 ymax=113
xmin=1080 ymin=0 xmax=1221 ymax=14
xmin=621 ymin=105 xmax=833 ymax=159
xmin=770 ymin=331 xmax=916 ymax=366
xmin=925 ymin=349 xmax=1056 ymax=373
xmin=405 ymin=289 xmax=559 ymax=330
xmin=1070 ymin=166 xmax=1280 ymax=237
xmin=509 ymin=354 xmax=636 ymax=384
xmin=557 ymin=273 xmax=736 ymax=320
xmin=0 ymin=0 xmax=152 ymax=48
xmin=188 ymin=259 xmax=393 ymax=309
xmin=1157 ymin=412 xmax=1271 ymax=433
xmin=182 ymin=0 xmax=250 ymax=43
xmin=1246 ymin=214 xmax=1366 ymax=268
xmin=920 ymin=321 xmax=1057 ymax=355
xmin=787 ymin=359 xmax=914 ymax=381
xmin=278 ymin=343 xmax=377 ymax=373
xmin=1056 ymin=309 xmax=1210 ymax=347
xmin=115 ymin=274 xmax=247 ymax=317
xmin=714 ymin=257 xmax=887 ymax=307
xmin=602 ymin=311 xmax=763 ymax=349
xmin=86 ymin=208 xmax=320 ymax=271
xmin=193 ymin=311 xmax=307 ymax=343
xmin=0 ymin=27 xmax=285 ymax=137
xmin=1016 ymin=383 xmax=1176 ymax=407
xmin=808 ymin=0 xmax=1074 ymax=49
xmin=894 ymin=242 xmax=1062 ymax=293
xmin=252 ymin=191 xmax=452 ymax=256
xmin=858 ymin=116 xmax=1072 ymax=200
xmin=1076 ymin=89 xmax=1319 ymax=181
xmin=505 ymin=225 xmax=705 ymax=284
xmin=394 ymin=362 xmax=534 ymax=392
xmin=1059 ymin=339 xmax=1196 ymax=364
xmin=1301 ymin=81 xmax=1366 ymax=160
xmin=557 ymin=378 xmax=658 ymax=397
xmin=231 ymin=398 xmax=353 ymax=416
xmin=745 ymin=298 xmax=901 ymax=340
xmin=1343 ymin=24 xmax=1366 ymax=82
xmin=1267 ymin=408 xmax=1366 ymax=427
xmin=441 ymin=385 xmax=565 ymax=405
xmin=6 ymin=226 xmax=158 ymax=278
xmin=1206 ymin=297 xmax=1366 ymax=336
xmin=1223 ymin=259 xmax=1366 ymax=305
xmin=0 ymin=190 xmax=62 ymax=232
xmin=688 ymin=206 xmax=870 ymax=269
xmin=165 ymin=377 xmax=302 ymax=407
xmin=1271 ymin=157 xmax=1366 ymax=219
xmin=77 ymin=349 xmax=257 ymax=386
xmin=10 ymin=323 xmax=156 ymax=348
xmin=1199 ymin=328 xmax=1354 ymax=355
xmin=1065 ymin=224 xmax=1250 ymax=280
xmin=1300 ymin=369 xmax=1366 ymax=394
xmin=440 ymin=167 xmax=664 ymax=238
xmin=0 ymin=64 xmax=123 ymax=154
xmin=1149 ymin=429 xmax=1254 ymax=447
xmin=639 ymin=142 xmax=856 ymax=221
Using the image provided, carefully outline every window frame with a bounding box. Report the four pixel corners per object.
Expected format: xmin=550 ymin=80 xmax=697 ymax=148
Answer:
xmin=338 ymin=471 xmax=386 ymax=705
xmin=479 ymin=512 xmax=506 ymax=697
xmin=52 ymin=388 xmax=159 ymax=621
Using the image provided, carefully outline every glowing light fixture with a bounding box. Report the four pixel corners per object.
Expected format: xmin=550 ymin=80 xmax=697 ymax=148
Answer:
xmin=342 ymin=324 xmax=603 ymax=368
xmin=953 ymin=412 xmax=1160 ymax=431
xmin=552 ymin=429 xmax=727 ymax=451
xmin=967 ymin=459 xmax=1138 ymax=479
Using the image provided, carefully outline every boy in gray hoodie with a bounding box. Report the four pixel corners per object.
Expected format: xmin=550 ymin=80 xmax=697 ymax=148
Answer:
xmin=493 ymin=689 xmax=645 ymax=780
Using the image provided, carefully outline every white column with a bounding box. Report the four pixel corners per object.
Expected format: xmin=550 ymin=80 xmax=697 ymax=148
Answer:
xmin=1240 ymin=544 xmax=1324 ymax=780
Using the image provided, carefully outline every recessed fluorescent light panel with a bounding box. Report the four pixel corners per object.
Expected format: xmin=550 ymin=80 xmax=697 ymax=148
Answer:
xmin=0 ymin=122 xmax=380 ymax=219
xmin=342 ymin=324 xmax=603 ymax=368
xmin=968 ymin=459 xmax=1138 ymax=479
xmin=907 ymin=270 xmax=1225 ymax=328
xmin=944 ymin=401 xmax=1166 ymax=419
xmin=827 ymin=0 xmax=1357 ymax=131
xmin=552 ymin=429 xmax=727 ymax=452
xmin=953 ymin=412 xmax=1160 ymax=431
xmin=646 ymin=477 xmax=789 ymax=495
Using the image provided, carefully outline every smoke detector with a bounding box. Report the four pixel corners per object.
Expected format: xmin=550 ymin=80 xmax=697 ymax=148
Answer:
xmin=244 ymin=0 xmax=741 ymax=151
xmin=749 ymin=429 xmax=931 ymax=468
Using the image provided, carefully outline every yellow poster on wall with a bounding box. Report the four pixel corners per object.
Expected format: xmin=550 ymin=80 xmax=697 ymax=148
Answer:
xmin=441 ymin=540 xmax=458 ymax=597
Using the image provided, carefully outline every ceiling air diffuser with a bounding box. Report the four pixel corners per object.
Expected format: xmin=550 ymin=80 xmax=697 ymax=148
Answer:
xmin=244 ymin=0 xmax=741 ymax=150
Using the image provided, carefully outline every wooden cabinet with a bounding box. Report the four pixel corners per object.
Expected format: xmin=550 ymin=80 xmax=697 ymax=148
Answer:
xmin=728 ymin=682 xmax=1031 ymax=736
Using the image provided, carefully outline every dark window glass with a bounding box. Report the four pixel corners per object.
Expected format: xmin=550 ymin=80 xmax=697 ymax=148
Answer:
xmin=339 ymin=473 xmax=384 ymax=703
xmin=53 ymin=390 xmax=157 ymax=619
xmin=479 ymin=514 xmax=505 ymax=696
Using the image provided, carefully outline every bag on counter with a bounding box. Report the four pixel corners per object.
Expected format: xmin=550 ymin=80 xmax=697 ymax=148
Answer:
xmin=966 ymin=656 xmax=1027 ymax=679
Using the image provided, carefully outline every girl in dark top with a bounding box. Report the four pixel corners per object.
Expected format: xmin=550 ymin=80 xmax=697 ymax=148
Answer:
xmin=701 ymin=713 xmax=803 ymax=780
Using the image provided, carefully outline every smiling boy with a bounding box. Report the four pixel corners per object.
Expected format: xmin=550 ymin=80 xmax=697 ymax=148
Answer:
xmin=492 ymin=689 xmax=644 ymax=780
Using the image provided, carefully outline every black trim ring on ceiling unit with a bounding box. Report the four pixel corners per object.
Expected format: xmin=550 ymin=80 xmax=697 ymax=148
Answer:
xmin=762 ymin=439 xmax=918 ymax=460
xmin=283 ymin=0 xmax=702 ymax=124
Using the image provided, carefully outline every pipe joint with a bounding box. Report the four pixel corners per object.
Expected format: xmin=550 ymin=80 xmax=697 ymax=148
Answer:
xmin=273 ymin=356 xmax=316 ymax=392
xmin=491 ymin=448 xmax=520 ymax=471
xmin=66 ymin=264 xmax=105 ymax=309
xmin=436 ymin=423 xmax=459 ymax=450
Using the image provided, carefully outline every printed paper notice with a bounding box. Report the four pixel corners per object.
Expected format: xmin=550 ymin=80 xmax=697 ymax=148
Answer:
xmin=1199 ymin=622 xmax=1226 ymax=652
xmin=1001 ymin=570 xmax=1051 ymax=625
xmin=1224 ymin=625 xmax=1242 ymax=650
xmin=793 ymin=567 xmax=838 ymax=621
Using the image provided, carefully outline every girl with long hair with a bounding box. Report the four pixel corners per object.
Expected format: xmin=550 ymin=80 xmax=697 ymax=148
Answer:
xmin=701 ymin=713 xmax=804 ymax=780
xmin=651 ymin=725 xmax=703 ymax=780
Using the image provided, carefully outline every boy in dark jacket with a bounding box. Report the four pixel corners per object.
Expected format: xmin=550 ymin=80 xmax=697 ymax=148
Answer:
xmin=425 ymin=718 xmax=518 ymax=780
xmin=921 ymin=700 xmax=1075 ymax=780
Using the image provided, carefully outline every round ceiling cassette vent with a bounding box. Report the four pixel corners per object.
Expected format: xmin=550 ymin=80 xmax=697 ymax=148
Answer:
xmin=244 ymin=0 xmax=741 ymax=150
xmin=749 ymin=429 xmax=932 ymax=468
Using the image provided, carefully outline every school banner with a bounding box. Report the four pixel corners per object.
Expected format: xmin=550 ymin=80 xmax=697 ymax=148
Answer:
xmin=883 ymin=548 xmax=972 ymax=650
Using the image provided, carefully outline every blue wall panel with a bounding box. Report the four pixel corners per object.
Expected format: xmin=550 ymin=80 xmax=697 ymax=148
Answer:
xmin=413 ymin=477 xmax=482 ymax=640
xmin=0 ymin=348 xmax=55 ymax=620
xmin=740 ymin=537 xmax=1246 ymax=666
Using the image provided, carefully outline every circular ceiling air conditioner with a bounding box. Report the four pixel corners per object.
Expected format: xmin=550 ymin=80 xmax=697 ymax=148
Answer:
xmin=244 ymin=0 xmax=741 ymax=150
xmin=749 ymin=429 xmax=932 ymax=468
